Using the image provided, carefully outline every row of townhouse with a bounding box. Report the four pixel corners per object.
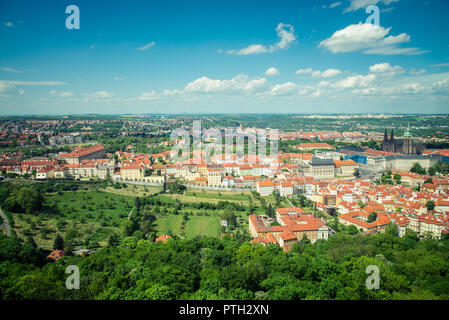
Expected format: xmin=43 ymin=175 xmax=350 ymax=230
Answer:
xmin=249 ymin=208 xmax=330 ymax=251
xmin=256 ymin=180 xmax=294 ymax=196
xmin=147 ymin=162 xmax=276 ymax=187
xmin=37 ymin=160 xmax=115 ymax=180
xmin=275 ymin=154 xmax=358 ymax=180
xmin=58 ymin=145 xmax=106 ymax=164
xmin=389 ymin=212 xmax=449 ymax=239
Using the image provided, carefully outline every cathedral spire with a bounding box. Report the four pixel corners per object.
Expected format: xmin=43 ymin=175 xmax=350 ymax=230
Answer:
xmin=390 ymin=130 xmax=394 ymax=141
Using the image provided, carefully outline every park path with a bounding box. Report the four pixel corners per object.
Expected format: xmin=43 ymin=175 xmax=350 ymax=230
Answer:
xmin=0 ymin=207 xmax=11 ymax=237
xmin=285 ymin=196 xmax=294 ymax=208
xmin=128 ymin=206 xmax=136 ymax=220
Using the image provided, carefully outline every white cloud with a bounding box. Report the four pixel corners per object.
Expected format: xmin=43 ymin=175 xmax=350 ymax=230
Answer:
xmin=51 ymin=90 xmax=74 ymax=98
xmin=0 ymin=81 xmax=15 ymax=94
xmin=310 ymin=89 xmax=323 ymax=98
xmin=184 ymin=74 xmax=269 ymax=95
xmin=381 ymin=82 xmax=425 ymax=95
xmin=60 ymin=91 xmax=74 ymax=98
xmin=430 ymin=63 xmax=449 ymax=68
xmin=381 ymin=7 xmax=395 ymax=13
xmin=269 ymin=82 xmax=297 ymax=95
xmin=431 ymin=78 xmax=449 ymax=94
xmin=265 ymin=67 xmax=280 ymax=76
xmin=137 ymin=42 xmax=155 ymax=51
xmin=369 ymin=62 xmax=404 ymax=76
xmin=297 ymin=68 xmax=342 ymax=78
xmin=319 ymin=23 xmax=425 ymax=55
xmin=344 ymin=0 xmax=399 ymax=13
xmin=134 ymin=67 xmax=449 ymax=106
xmin=2 ymin=80 xmax=65 ymax=86
xmin=333 ymin=74 xmax=376 ymax=89
xmin=323 ymin=2 xmax=342 ymax=9
xmin=295 ymin=68 xmax=313 ymax=75
xmin=409 ymin=69 xmax=426 ymax=76
xmin=139 ymin=91 xmax=159 ymax=101
xmin=318 ymin=81 xmax=330 ymax=88
xmin=114 ymin=77 xmax=124 ymax=81
xmin=321 ymin=69 xmax=343 ymax=78
xmin=5 ymin=22 xmax=14 ymax=27
xmin=227 ymin=23 xmax=296 ymax=55
xmin=163 ymin=89 xmax=181 ymax=96
xmin=329 ymin=2 xmax=342 ymax=8
xmin=0 ymin=80 xmax=65 ymax=97
xmin=0 ymin=67 xmax=23 ymax=73
xmin=228 ymin=44 xmax=267 ymax=55
xmin=364 ymin=46 xmax=427 ymax=55
xmin=84 ymin=91 xmax=115 ymax=98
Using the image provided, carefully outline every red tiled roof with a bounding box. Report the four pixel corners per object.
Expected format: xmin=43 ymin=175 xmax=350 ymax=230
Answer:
xmin=155 ymin=234 xmax=171 ymax=242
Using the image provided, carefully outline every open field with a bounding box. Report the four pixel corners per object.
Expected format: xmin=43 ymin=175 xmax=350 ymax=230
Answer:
xmin=153 ymin=215 xmax=221 ymax=239
xmin=153 ymin=215 xmax=184 ymax=236
xmin=184 ymin=216 xmax=221 ymax=238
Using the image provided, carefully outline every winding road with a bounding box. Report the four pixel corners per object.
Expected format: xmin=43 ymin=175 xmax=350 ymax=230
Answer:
xmin=0 ymin=207 xmax=11 ymax=237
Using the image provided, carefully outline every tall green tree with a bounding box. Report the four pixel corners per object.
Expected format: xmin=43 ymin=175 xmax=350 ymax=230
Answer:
xmin=410 ymin=162 xmax=426 ymax=175
xmin=53 ymin=234 xmax=64 ymax=250
xmin=3 ymin=186 xmax=43 ymax=214
xmin=367 ymin=212 xmax=377 ymax=223
xmin=426 ymin=200 xmax=435 ymax=211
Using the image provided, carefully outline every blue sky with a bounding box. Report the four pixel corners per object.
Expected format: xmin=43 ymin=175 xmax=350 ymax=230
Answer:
xmin=0 ymin=0 xmax=449 ymax=115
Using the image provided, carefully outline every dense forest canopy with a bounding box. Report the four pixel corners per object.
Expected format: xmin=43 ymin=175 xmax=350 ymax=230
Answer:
xmin=1 ymin=229 xmax=448 ymax=300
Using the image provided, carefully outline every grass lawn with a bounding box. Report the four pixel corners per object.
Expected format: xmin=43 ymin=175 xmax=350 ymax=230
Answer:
xmin=184 ymin=216 xmax=220 ymax=238
xmin=153 ymin=215 xmax=183 ymax=236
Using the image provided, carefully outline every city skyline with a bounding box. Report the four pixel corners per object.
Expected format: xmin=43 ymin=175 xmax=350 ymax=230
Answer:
xmin=1 ymin=0 xmax=449 ymax=115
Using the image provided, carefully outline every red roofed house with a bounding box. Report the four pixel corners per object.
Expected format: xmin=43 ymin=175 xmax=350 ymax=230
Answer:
xmin=47 ymin=250 xmax=65 ymax=261
xmin=155 ymin=234 xmax=172 ymax=243
xmin=436 ymin=200 xmax=449 ymax=213
xmin=120 ymin=164 xmax=145 ymax=181
xmin=279 ymin=182 xmax=294 ymax=197
xmin=249 ymin=213 xmax=330 ymax=251
xmin=257 ymin=180 xmax=275 ymax=196
xmin=276 ymin=207 xmax=305 ymax=223
xmin=334 ymin=159 xmax=358 ymax=177
xmin=59 ymin=145 xmax=106 ymax=164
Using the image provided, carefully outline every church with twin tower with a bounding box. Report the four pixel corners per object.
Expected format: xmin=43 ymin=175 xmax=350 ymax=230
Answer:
xmin=382 ymin=126 xmax=424 ymax=155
